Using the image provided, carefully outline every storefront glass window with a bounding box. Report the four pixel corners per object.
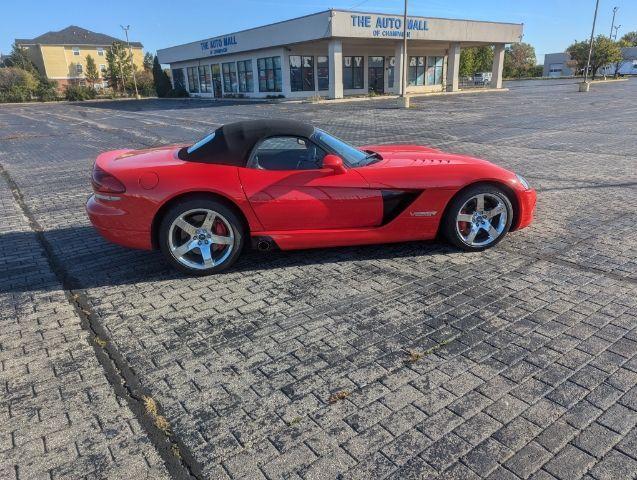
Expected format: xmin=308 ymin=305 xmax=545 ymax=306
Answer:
xmin=257 ymin=56 xmax=282 ymax=92
xmin=186 ymin=66 xmax=199 ymax=93
xmin=408 ymin=56 xmax=425 ymax=86
xmin=343 ymin=56 xmax=364 ymax=89
xmin=222 ymin=62 xmax=238 ymax=94
xmin=172 ymin=69 xmax=185 ymax=90
xmin=388 ymin=57 xmax=395 ymax=88
xmin=427 ymin=56 xmax=444 ymax=85
xmin=290 ymin=55 xmax=314 ymax=91
xmin=237 ymin=60 xmax=253 ymax=92
xmin=317 ymin=56 xmax=329 ymax=91
xmin=198 ymin=65 xmax=211 ymax=93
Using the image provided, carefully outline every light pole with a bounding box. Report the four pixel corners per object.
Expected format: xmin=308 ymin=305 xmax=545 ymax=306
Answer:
xmin=120 ymin=25 xmax=140 ymax=99
xmin=583 ymin=0 xmax=600 ymax=86
xmin=399 ymin=0 xmax=409 ymax=108
xmin=612 ymin=25 xmax=621 ymax=41
xmin=609 ymin=7 xmax=618 ymax=39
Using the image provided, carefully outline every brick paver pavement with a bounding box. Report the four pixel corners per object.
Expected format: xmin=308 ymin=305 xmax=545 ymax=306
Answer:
xmin=0 ymin=78 xmax=636 ymax=479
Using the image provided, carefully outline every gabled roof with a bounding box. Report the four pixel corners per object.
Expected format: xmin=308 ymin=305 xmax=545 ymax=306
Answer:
xmin=16 ymin=26 xmax=143 ymax=48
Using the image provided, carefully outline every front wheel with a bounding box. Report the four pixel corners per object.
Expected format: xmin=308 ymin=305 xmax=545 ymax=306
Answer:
xmin=159 ymin=198 xmax=244 ymax=275
xmin=442 ymin=185 xmax=513 ymax=251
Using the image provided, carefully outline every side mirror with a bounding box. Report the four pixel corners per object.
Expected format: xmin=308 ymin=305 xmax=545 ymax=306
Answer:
xmin=322 ymin=154 xmax=346 ymax=174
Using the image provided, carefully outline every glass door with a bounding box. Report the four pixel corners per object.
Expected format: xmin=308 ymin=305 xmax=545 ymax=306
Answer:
xmin=211 ymin=64 xmax=222 ymax=98
xmin=368 ymin=56 xmax=385 ymax=93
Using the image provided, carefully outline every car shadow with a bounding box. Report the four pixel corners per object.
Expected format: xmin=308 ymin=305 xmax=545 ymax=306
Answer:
xmin=0 ymin=225 xmax=452 ymax=294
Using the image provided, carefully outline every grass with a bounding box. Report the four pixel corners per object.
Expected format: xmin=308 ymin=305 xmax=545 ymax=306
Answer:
xmin=405 ymin=336 xmax=456 ymax=364
xmin=328 ymin=390 xmax=351 ymax=404
xmin=142 ymin=395 xmax=173 ymax=436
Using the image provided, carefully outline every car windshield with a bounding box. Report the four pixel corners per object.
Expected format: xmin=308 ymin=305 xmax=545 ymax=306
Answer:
xmin=187 ymin=132 xmax=216 ymax=154
xmin=312 ymin=129 xmax=379 ymax=167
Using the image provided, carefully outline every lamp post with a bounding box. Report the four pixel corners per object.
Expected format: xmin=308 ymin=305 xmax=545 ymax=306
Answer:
xmin=582 ymin=0 xmax=600 ymax=89
xmin=609 ymin=7 xmax=618 ymax=39
xmin=120 ymin=25 xmax=140 ymax=99
xmin=399 ymin=0 xmax=410 ymax=108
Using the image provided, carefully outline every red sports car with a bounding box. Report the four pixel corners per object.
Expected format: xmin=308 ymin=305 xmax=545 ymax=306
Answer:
xmin=86 ymin=120 xmax=536 ymax=275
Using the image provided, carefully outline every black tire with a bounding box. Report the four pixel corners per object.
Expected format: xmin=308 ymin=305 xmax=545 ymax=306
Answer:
xmin=441 ymin=184 xmax=513 ymax=252
xmin=159 ymin=197 xmax=245 ymax=275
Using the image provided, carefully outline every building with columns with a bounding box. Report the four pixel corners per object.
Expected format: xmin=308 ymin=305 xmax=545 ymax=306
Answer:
xmin=157 ymin=9 xmax=522 ymax=99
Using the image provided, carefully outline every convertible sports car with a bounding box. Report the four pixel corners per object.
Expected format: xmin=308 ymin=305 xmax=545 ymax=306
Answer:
xmin=86 ymin=119 xmax=536 ymax=275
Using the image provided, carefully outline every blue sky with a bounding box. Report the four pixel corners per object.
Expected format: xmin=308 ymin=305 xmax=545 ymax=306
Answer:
xmin=2 ymin=0 xmax=636 ymax=64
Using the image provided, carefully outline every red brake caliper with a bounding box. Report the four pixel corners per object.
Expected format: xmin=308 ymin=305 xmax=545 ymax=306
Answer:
xmin=213 ymin=221 xmax=228 ymax=251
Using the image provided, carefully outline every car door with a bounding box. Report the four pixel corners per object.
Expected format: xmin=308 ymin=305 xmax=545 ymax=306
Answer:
xmin=238 ymin=135 xmax=383 ymax=231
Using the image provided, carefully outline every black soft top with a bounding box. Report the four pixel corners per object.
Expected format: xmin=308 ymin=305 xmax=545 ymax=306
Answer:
xmin=178 ymin=119 xmax=315 ymax=165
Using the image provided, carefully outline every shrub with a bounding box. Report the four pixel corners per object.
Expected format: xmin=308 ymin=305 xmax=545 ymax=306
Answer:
xmin=65 ymin=84 xmax=97 ymax=101
xmin=129 ymin=70 xmax=155 ymax=97
xmin=0 ymin=85 xmax=32 ymax=102
xmin=36 ymin=77 xmax=59 ymax=101
xmin=0 ymin=67 xmax=38 ymax=102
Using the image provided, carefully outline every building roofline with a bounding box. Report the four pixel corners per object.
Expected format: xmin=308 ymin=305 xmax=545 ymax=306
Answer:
xmin=16 ymin=40 xmax=143 ymax=48
xmin=158 ymin=8 xmax=522 ymax=53
xmin=158 ymin=10 xmax=329 ymax=53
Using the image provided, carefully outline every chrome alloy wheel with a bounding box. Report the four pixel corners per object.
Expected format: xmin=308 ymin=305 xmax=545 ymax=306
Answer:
xmin=455 ymin=193 xmax=508 ymax=247
xmin=168 ymin=208 xmax=234 ymax=270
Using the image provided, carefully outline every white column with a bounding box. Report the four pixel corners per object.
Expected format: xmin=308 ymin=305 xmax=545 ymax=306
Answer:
xmin=394 ymin=42 xmax=405 ymax=94
xmin=328 ymin=39 xmax=343 ymax=99
xmin=492 ymin=43 xmax=505 ymax=89
xmin=446 ymin=43 xmax=461 ymax=92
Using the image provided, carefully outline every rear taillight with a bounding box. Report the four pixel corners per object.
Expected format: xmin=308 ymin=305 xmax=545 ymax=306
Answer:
xmin=92 ymin=164 xmax=126 ymax=193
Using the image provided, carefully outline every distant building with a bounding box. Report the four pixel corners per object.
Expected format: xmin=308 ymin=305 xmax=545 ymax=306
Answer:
xmin=15 ymin=26 xmax=144 ymax=89
xmin=543 ymin=52 xmax=573 ymax=77
xmin=543 ymin=47 xmax=637 ymax=77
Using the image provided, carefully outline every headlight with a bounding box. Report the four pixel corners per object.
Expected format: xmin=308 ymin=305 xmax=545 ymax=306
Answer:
xmin=516 ymin=173 xmax=530 ymax=190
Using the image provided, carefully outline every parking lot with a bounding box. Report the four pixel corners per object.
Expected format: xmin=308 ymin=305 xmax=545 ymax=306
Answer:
xmin=1 ymin=79 xmax=636 ymax=480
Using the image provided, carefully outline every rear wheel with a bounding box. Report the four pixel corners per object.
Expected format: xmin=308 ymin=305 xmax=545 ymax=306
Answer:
xmin=442 ymin=185 xmax=513 ymax=251
xmin=159 ymin=198 xmax=244 ymax=275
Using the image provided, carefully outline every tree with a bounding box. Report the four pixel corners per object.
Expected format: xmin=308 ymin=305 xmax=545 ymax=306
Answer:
xmin=85 ymin=54 xmax=99 ymax=88
xmin=459 ymin=48 xmax=476 ymax=77
xmin=620 ymin=31 xmax=637 ymax=46
xmin=504 ymin=42 xmax=536 ymax=78
xmin=105 ymin=42 xmax=133 ymax=93
xmin=567 ymin=36 xmax=622 ymax=79
xmin=474 ymin=46 xmax=494 ymax=73
xmin=152 ymin=55 xmax=171 ymax=97
xmin=566 ymin=40 xmax=589 ymax=75
xmin=459 ymin=46 xmax=493 ymax=77
xmin=4 ymin=43 xmax=38 ymax=74
xmin=143 ymin=52 xmax=154 ymax=72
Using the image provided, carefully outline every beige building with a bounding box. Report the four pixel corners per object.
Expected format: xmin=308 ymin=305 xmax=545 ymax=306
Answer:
xmin=158 ymin=9 xmax=522 ymax=99
xmin=16 ymin=26 xmax=144 ymax=90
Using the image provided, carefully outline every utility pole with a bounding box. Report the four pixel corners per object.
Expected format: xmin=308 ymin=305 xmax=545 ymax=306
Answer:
xmin=120 ymin=25 xmax=140 ymax=99
xmin=609 ymin=7 xmax=618 ymax=39
xmin=583 ymin=0 xmax=600 ymax=85
xmin=399 ymin=0 xmax=409 ymax=108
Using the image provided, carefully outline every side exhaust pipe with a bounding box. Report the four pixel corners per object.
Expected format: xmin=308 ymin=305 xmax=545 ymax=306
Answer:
xmin=257 ymin=240 xmax=272 ymax=252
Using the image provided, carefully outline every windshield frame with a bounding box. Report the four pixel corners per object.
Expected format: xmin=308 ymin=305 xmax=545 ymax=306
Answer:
xmin=311 ymin=129 xmax=379 ymax=167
